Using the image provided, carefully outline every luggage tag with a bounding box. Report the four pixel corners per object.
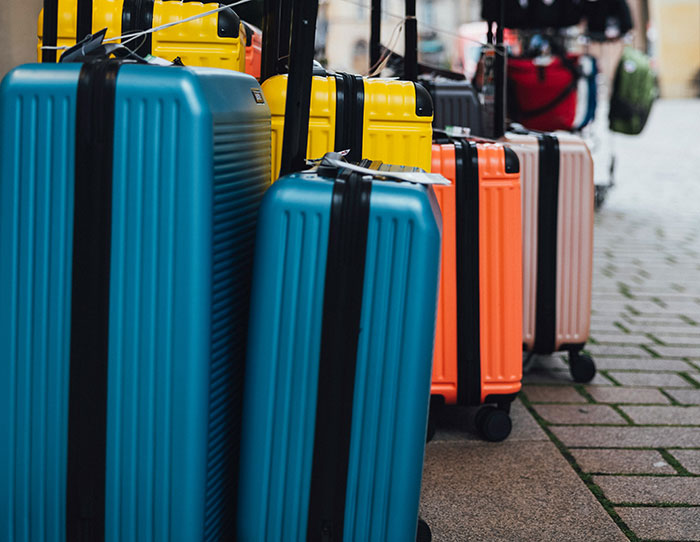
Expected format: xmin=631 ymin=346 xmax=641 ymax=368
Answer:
xmin=60 ymin=28 xmax=149 ymax=64
xmin=445 ymin=126 xmax=472 ymax=138
xmin=311 ymin=153 xmax=450 ymax=186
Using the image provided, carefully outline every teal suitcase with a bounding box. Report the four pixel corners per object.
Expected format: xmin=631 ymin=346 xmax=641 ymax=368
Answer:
xmin=237 ymin=159 xmax=441 ymax=541
xmin=0 ymin=60 xmax=270 ymax=541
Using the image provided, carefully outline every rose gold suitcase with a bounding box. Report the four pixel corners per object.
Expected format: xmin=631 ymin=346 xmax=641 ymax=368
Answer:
xmin=503 ymin=131 xmax=596 ymax=382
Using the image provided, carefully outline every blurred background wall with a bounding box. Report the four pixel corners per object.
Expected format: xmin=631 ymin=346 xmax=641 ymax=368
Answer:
xmin=648 ymin=0 xmax=700 ymax=97
xmin=0 ymin=0 xmax=43 ymax=78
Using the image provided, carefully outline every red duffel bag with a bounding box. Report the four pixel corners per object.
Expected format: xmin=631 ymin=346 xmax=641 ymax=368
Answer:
xmin=507 ymin=54 xmax=581 ymax=131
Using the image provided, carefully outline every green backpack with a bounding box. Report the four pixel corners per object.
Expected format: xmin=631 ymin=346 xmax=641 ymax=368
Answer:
xmin=609 ymin=47 xmax=658 ymax=135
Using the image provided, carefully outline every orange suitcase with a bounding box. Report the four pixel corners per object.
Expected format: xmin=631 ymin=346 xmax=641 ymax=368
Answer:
xmin=242 ymin=22 xmax=262 ymax=79
xmin=430 ymin=138 xmax=523 ymax=441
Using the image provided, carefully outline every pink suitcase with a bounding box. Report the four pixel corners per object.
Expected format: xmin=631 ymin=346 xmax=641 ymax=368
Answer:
xmin=503 ymin=131 xmax=596 ymax=382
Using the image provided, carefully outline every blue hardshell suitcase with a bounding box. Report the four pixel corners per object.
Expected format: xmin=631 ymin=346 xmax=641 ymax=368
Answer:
xmin=237 ymin=165 xmax=442 ymax=541
xmin=0 ymin=61 xmax=270 ymax=541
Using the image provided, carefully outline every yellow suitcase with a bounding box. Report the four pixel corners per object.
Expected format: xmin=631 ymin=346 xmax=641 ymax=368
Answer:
xmin=262 ymin=73 xmax=434 ymax=182
xmin=39 ymin=0 xmax=247 ymax=71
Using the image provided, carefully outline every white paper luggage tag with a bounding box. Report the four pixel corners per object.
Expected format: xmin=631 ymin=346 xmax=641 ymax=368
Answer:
xmin=315 ymin=158 xmax=451 ymax=186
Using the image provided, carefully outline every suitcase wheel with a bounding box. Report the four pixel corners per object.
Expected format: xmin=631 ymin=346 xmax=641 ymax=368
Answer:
xmin=426 ymin=416 xmax=437 ymax=443
xmin=426 ymin=395 xmax=444 ymax=443
xmin=475 ymin=405 xmax=512 ymax=442
xmin=569 ymin=351 xmax=596 ymax=383
xmin=416 ymin=518 xmax=432 ymax=542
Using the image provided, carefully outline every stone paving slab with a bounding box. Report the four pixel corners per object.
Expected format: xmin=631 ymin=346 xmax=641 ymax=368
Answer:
xmin=615 ymin=507 xmax=700 ymax=542
xmin=652 ymin=344 xmax=700 ymax=359
xmin=669 ymin=450 xmax=700 ymax=475
xmin=586 ymin=386 xmax=672 ymax=404
xmin=420 ymin=441 xmax=628 ymax=542
xmin=594 ymin=476 xmax=700 ymax=505
xmin=592 ymin=357 xmax=694 ymax=371
xmin=584 ymin=344 xmax=657 ymax=357
xmin=533 ymin=404 xmax=627 ymax=425
xmin=590 ymin=333 xmax=656 ymax=344
xmin=664 ymin=389 xmax=700 ymax=405
xmin=651 ymin=333 xmax=700 ymax=346
xmin=571 ymin=449 xmax=675 ymax=474
xmin=607 ymin=371 xmax=695 ymax=388
xmin=522 ymin=385 xmax=588 ymax=403
xmin=523 ymin=368 xmax=616 ymax=386
xmin=551 ymin=426 xmax=700 ymax=448
xmin=620 ymin=405 xmax=700 ymax=425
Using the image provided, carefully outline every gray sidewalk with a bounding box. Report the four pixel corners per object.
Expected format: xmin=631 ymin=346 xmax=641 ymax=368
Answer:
xmin=420 ymin=100 xmax=700 ymax=542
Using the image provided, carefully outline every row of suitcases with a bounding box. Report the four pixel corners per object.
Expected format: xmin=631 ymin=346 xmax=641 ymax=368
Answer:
xmin=0 ymin=2 xmax=595 ymax=541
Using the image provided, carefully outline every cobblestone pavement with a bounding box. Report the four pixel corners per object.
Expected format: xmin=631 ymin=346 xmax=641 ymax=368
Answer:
xmin=421 ymin=100 xmax=700 ymax=541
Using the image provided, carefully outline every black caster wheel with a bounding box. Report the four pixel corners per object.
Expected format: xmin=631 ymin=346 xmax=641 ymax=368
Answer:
xmin=569 ymin=351 xmax=596 ymax=383
xmin=523 ymin=351 xmax=537 ymax=372
xmin=426 ymin=416 xmax=436 ymax=443
xmin=416 ymin=518 xmax=432 ymax=542
xmin=475 ymin=406 xmax=512 ymax=442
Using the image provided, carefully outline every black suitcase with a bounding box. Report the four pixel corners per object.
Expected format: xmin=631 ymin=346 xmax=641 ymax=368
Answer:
xmin=420 ymin=78 xmax=485 ymax=134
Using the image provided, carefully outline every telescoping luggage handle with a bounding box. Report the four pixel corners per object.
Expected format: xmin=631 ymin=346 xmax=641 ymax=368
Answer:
xmin=42 ymin=0 xmax=58 ymax=62
xmin=486 ymin=0 xmax=507 ymax=138
xmin=277 ymin=0 xmax=319 ymax=176
xmin=368 ymin=0 xmax=417 ymax=81
xmin=261 ymin=0 xmax=287 ymax=81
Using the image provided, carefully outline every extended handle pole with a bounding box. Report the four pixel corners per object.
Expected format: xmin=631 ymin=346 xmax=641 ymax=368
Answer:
xmin=279 ymin=0 xmax=319 ymax=176
xmin=404 ymin=0 xmax=418 ymax=81
xmin=261 ymin=0 xmax=280 ymax=81
xmin=370 ymin=0 xmax=382 ymax=71
xmin=494 ymin=0 xmax=506 ymax=138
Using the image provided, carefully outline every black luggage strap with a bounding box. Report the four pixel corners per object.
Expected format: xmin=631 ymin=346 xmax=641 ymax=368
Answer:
xmin=454 ymin=141 xmax=483 ymax=406
xmin=278 ymin=0 xmax=319 ymax=176
xmin=333 ymin=73 xmax=365 ymax=163
xmin=533 ymin=134 xmax=559 ymax=354
xmin=121 ymin=0 xmax=155 ymax=58
xmin=42 ymin=0 xmax=59 ymax=63
xmin=261 ymin=0 xmax=281 ymax=81
xmin=76 ymin=0 xmax=94 ymax=43
xmin=66 ymin=59 xmax=122 ymax=542
xmin=307 ymin=171 xmax=372 ymax=542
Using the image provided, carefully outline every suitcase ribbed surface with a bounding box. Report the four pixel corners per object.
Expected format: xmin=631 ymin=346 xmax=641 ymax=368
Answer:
xmin=555 ymin=137 xmax=593 ymax=348
xmin=477 ymin=146 xmax=523 ymax=400
xmin=0 ymin=71 xmax=77 ymax=542
xmin=514 ymin=139 xmax=540 ymax=348
xmin=203 ymin=119 xmax=269 ymax=540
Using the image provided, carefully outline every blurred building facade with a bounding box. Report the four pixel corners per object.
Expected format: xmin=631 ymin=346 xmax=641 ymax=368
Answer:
xmin=0 ymin=0 xmax=43 ymax=78
xmin=648 ymin=0 xmax=700 ymax=97
xmin=322 ymin=0 xmax=473 ymax=74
